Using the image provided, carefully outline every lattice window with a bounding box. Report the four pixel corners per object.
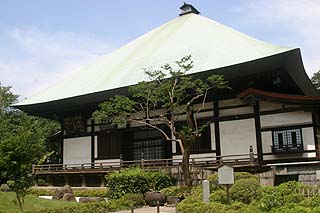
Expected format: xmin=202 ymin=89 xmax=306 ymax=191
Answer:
xmin=272 ymin=128 xmax=303 ymax=153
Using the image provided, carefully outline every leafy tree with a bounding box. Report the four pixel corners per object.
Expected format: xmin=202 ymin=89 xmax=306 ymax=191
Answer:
xmin=311 ymin=70 xmax=320 ymax=92
xmin=0 ymin=83 xmax=59 ymax=212
xmin=93 ymin=56 xmax=229 ymax=186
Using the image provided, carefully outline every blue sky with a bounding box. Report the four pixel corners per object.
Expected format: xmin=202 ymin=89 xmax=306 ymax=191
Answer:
xmin=0 ymin=0 xmax=319 ymax=99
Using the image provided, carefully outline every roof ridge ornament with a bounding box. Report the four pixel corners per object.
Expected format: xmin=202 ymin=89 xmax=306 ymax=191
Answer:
xmin=179 ymin=2 xmax=200 ymax=16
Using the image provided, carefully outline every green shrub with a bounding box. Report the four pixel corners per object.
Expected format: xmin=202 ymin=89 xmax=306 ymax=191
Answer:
xmin=210 ymin=190 xmax=227 ymax=204
xmin=37 ymin=198 xmax=134 ymax=213
xmin=161 ymin=185 xmax=192 ymax=197
xmin=27 ymin=188 xmax=55 ymax=196
xmin=234 ymin=172 xmax=258 ymax=181
xmin=177 ymin=200 xmax=227 ymax=213
xmin=259 ymin=181 xmax=304 ymax=212
xmin=73 ymin=189 xmax=107 ymax=197
xmin=307 ymin=195 xmax=320 ymax=208
xmin=207 ymin=173 xmax=223 ymax=191
xmin=121 ymin=194 xmax=145 ymax=207
xmin=230 ymin=177 xmax=261 ymax=204
xmin=270 ymin=203 xmax=312 ymax=213
xmin=105 ymin=167 xmax=173 ymax=199
xmin=207 ymin=172 xmax=257 ymax=192
xmin=37 ymin=178 xmax=49 ymax=186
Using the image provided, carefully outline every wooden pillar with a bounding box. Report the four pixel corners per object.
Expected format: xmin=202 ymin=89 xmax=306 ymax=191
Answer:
xmin=213 ymin=99 xmax=221 ymax=160
xmin=91 ymin=119 xmax=95 ymax=164
xmin=64 ymin=175 xmax=69 ymax=186
xmin=254 ymin=101 xmax=263 ymax=162
xmin=34 ymin=175 xmax=38 ymax=187
xmin=47 ymin=176 xmax=53 ymax=187
xmin=312 ymin=109 xmax=320 ymax=159
xmin=100 ymin=175 xmax=105 ymax=187
xmin=80 ymin=175 xmax=86 ymax=187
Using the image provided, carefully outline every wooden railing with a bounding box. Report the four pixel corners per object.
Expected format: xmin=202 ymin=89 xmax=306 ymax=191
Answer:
xmin=32 ymin=153 xmax=258 ymax=175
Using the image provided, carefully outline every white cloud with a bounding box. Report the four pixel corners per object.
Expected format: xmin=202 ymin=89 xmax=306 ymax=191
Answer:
xmin=244 ymin=0 xmax=320 ymax=76
xmin=0 ymin=28 xmax=117 ymax=100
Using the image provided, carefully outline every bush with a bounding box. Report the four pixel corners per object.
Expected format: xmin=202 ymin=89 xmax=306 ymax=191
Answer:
xmin=270 ymin=203 xmax=312 ymax=213
xmin=177 ymin=200 xmax=227 ymax=213
xmin=37 ymin=178 xmax=49 ymax=186
xmin=259 ymin=181 xmax=304 ymax=212
xmin=37 ymin=198 xmax=134 ymax=213
xmin=207 ymin=172 xmax=257 ymax=192
xmin=230 ymin=177 xmax=261 ymax=204
xmin=161 ymin=185 xmax=192 ymax=197
xmin=73 ymin=189 xmax=107 ymax=197
xmin=105 ymin=168 xmax=174 ymax=199
xmin=121 ymin=194 xmax=145 ymax=207
xmin=27 ymin=188 xmax=55 ymax=196
xmin=210 ymin=190 xmax=227 ymax=204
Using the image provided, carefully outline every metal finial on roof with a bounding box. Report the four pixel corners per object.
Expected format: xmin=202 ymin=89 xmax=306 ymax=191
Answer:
xmin=179 ymin=2 xmax=200 ymax=16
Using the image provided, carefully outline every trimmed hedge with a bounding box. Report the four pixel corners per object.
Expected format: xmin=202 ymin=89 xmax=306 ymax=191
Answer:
xmin=37 ymin=194 xmax=144 ymax=213
xmin=27 ymin=188 xmax=55 ymax=196
xmin=73 ymin=189 xmax=107 ymax=197
xmin=105 ymin=167 xmax=174 ymax=199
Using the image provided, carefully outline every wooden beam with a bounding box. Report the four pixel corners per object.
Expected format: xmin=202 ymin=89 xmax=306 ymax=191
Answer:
xmin=254 ymin=101 xmax=263 ymax=162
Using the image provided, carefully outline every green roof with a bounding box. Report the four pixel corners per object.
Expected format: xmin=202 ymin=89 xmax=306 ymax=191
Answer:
xmin=16 ymin=13 xmax=293 ymax=106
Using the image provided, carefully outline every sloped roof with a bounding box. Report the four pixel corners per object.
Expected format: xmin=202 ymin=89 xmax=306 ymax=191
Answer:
xmin=238 ymin=88 xmax=320 ymax=105
xmin=16 ymin=13 xmax=294 ymax=106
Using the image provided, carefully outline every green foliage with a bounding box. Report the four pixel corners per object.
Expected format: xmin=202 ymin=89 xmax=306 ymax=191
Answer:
xmin=73 ymin=189 xmax=107 ymax=198
xmin=27 ymin=188 xmax=55 ymax=196
xmin=311 ymin=70 xmax=320 ymax=92
xmin=160 ymin=185 xmax=192 ymax=197
xmin=230 ymin=177 xmax=261 ymax=204
xmin=270 ymin=203 xmax=313 ymax=213
xmin=0 ymin=83 xmax=60 ymax=212
xmin=210 ymin=190 xmax=227 ymax=204
xmin=37 ymin=197 xmax=136 ymax=213
xmin=177 ymin=200 xmax=228 ymax=213
xmin=0 ymin=83 xmax=19 ymax=115
xmin=258 ymin=181 xmax=304 ymax=211
xmin=36 ymin=178 xmax=49 ymax=187
xmin=207 ymin=172 xmax=257 ymax=192
xmin=0 ymin=192 xmax=78 ymax=213
xmin=121 ymin=194 xmax=145 ymax=207
xmin=105 ymin=168 xmax=173 ymax=199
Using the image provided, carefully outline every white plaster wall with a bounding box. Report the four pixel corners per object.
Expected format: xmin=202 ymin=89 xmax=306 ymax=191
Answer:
xmin=260 ymin=111 xmax=312 ymax=128
xmin=303 ymin=127 xmax=316 ymax=157
xmin=219 ymin=106 xmax=253 ymax=117
xmin=220 ymin=118 xmax=257 ymax=156
xmin=94 ymin=135 xmax=98 ymax=158
xmin=63 ymin=136 xmax=91 ymax=165
xmin=210 ymin=123 xmax=216 ymax=151
xmin=261 ymin=131 xmax=272 ymax=153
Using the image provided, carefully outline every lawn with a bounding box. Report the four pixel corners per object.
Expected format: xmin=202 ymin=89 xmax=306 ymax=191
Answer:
xmin=0 ymin=192 xmax=79 ymax=213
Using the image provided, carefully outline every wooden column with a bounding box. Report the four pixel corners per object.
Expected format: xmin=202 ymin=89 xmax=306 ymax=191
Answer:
xmin=253 ymin=101 xmax=263 ymax=162
xmin=80 ymin=175 xmax=86 ymax=187
xmin=100 ymin=175 xmax=105 ymax=187
xmin=312 ymin=109 xmax=320 ymax=158
xmin=213 ymin=99 xmax=221 ymax=159
xmin=91 ymin=119 xmax=95 ymax=164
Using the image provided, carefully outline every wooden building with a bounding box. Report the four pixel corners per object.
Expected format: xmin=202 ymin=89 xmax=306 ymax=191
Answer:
xmin=14 ymin=4 xmax=320 ymax=186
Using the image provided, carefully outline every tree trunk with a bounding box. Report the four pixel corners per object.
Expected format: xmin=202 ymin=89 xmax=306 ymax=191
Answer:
xmin=181 ymin=144 xmax=192 ymax=186
xmin=15 ymin=192 xmax=23 ymax=213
